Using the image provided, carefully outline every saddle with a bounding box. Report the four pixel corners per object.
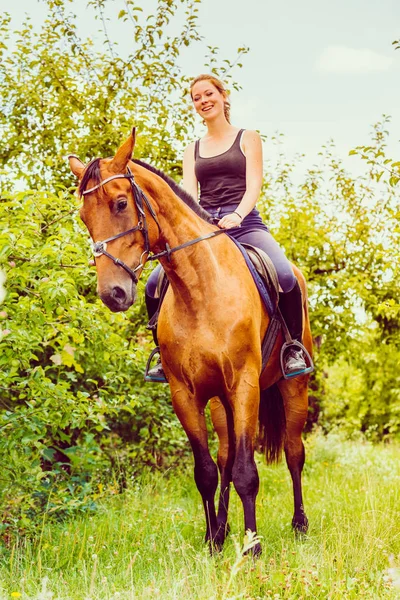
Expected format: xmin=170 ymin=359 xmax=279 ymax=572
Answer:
xmin=232 ymin=241 xmax=282 ymax=370
xmin=147 ymin=241 xmax=311 ymax=376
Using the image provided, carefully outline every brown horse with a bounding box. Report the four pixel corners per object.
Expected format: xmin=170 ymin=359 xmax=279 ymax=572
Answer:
xmin=68 ymin=129 xmax=312 ymax=556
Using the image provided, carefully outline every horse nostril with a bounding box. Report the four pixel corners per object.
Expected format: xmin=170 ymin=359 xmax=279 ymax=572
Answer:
xmin=111 ymin=286 xmax=127 ymax=303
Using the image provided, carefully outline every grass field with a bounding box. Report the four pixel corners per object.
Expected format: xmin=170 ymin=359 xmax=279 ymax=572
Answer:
xmin=1 ymin=431 xmax=400 ymax=599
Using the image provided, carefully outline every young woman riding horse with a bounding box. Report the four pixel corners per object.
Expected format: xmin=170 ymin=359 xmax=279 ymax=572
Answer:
xmin=68 ymin=78 xmax=313 ymax=556
xmin=145 ymin=74 xmax=312 ymax=383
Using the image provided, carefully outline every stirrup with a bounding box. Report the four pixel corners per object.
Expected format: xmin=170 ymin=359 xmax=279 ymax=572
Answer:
xmin=144 ymin=347 xmax=168 ymax=383
xmin=280 ymin=340 xmax=314 ymax=380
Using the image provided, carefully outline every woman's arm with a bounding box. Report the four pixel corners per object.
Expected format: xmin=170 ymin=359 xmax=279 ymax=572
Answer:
xmin=182 ymin=142 xmax=199 ymax=201
xmin=218 ymin=130 xmax=263 ymax=229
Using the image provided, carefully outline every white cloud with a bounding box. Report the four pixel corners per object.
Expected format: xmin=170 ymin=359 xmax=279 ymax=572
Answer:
xmin=316 ymin=46 xmax=394 ymax=74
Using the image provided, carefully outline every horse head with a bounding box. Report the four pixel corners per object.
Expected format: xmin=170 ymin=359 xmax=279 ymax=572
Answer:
xmin=68 ymin=128 xmax=159 ymax=312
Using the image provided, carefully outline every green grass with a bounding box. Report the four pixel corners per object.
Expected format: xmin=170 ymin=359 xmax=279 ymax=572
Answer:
xmin=1 ymin=431 xmax=400 ymax=599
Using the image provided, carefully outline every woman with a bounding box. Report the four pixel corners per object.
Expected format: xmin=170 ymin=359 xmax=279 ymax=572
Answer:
xmin=145 ymin=74 xmax=311 ymax=382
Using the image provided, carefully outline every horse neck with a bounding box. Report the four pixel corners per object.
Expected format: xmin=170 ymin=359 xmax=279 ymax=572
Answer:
xmin=149 ymin=184 xmax=221 ymax=302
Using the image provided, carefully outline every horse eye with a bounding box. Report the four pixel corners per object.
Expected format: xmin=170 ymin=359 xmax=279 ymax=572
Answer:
xmin=117 ymin=199 xmax=127 ymax=211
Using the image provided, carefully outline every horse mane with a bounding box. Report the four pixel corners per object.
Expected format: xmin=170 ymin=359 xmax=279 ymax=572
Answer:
xmin=132 ymin=159 xmax=214 ymax=224
xmin=78 ymin=157 xmax=214 ymax=225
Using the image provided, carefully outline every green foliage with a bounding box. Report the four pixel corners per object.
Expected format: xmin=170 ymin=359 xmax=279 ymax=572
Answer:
xmin=0 ymin=187 xmax=189 ymax=535
xmin=323 ymin=339 xmax=400 ymax=440
xmin=0 ymin=0 xmax=399 ymax=541
xmin=0 ymin=0 xmax=252 ymax=537
xmin=0 ymin=269 xmax=5 ymax=303
xmin=0 ymin=0 xmax=221 ymax=535
xmin=258 ymin=121 xmax=400 ymax=436
xmin=0 ymin=0 xmax=201 ymax=190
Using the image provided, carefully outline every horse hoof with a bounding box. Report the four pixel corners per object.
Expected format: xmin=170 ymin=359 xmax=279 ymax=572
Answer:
xmin=244 ymin=542 xmax=262 ymax=558
xmin=205 ymin=531 xmax=225 ymax=554
xmin=207 ymin=539 xmax=224 ymax=555
xmin=292 ymin=516 xmax=309 ymax=535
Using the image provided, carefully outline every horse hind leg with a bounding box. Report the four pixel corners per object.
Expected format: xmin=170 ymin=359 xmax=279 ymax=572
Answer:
xmin=210 ymin=396 xmax=235 ymax=545
xmin=277 ymin=378 xmax=309 ymax=533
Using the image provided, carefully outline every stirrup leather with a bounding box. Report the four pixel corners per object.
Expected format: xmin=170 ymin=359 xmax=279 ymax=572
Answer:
xmin=280 ymin=340 xmax=314 ymax=380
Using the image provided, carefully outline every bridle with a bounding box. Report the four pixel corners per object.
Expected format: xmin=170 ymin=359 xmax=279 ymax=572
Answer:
xmin=82 ymin=166 xmax=225 ymax=284
xmin=82 ymin=167 xmax=156 ymax=284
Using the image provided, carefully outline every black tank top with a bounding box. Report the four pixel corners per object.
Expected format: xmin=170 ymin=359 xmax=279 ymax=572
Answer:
xmin=194 ymin=129 xmax=246 ymax=209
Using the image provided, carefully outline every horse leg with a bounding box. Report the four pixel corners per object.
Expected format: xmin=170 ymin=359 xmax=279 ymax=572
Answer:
xmin=230 ymin=382 xmax=262 ymax=556
xmin=170 ymin=387 xmax=222 ymax=551
xmin=277 ymin=378 xmax=309 ymax=533
xmin=210 ymin=396 xmax=235 ymax=543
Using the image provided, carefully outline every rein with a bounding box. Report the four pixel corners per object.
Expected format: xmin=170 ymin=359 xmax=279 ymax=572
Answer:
xmin=82 ymin=167 xmax=225 ymax=282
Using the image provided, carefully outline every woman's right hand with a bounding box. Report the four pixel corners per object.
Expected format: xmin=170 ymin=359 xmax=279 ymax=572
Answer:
xmin=218 ymin=212 xmax=243 ymax=229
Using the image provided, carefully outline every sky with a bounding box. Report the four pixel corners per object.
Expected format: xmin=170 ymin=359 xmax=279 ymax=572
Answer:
xmin=2 ymin=0 xmax=400 ymax=179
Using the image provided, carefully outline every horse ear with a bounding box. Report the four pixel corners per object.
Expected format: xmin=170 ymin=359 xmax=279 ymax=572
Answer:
xmin=68 ymin=155 xmax=86 ymax=179
xmin=109 ymin=128 xmax=136 ymax=174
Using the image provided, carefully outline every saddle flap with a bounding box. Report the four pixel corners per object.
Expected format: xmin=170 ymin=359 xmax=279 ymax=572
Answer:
xmin=240 ymin=242 xmax=279 ymax=312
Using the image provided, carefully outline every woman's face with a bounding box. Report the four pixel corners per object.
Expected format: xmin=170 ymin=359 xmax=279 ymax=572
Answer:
xmin=191 ymin=80 xmax=225 ymax=122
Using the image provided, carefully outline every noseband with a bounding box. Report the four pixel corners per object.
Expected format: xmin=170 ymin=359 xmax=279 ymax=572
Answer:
xmin=82 ymin=167 xmax=225 ymax=283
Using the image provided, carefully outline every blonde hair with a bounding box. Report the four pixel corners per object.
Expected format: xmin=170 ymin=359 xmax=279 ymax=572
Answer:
xmin=190 ymin=74 xmax=231 ymax=124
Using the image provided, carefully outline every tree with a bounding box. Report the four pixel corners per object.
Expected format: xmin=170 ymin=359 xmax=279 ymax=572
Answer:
xmin=0 ymin=0 xmax=247 ymax=535
xmin=0 ymin=0 xmax=248 ymax=191
xmin=257 ymin=120 xmax=400 ymax=438
xmin=0 ymin=0 xmax=199 ymax=190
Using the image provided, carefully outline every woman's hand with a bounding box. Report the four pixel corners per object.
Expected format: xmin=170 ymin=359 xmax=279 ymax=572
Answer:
xmin=218 ymin=212 xmax=243 ymax=229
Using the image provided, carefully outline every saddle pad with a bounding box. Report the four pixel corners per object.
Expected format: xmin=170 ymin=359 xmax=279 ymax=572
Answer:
xmin=227 ymin=235 xmax=278 ymax=317
xmin=240 ymin=242 xmax=279 ymax=310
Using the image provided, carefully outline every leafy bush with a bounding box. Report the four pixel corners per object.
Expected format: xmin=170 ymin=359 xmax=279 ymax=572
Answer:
xmin=0 ymin=188 xmax=188 ymax=537
xmin=322 ymin=336 xmax=400 ymax=441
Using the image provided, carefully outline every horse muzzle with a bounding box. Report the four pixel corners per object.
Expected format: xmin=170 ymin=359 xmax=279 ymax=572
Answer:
xmin=98 ymin=281 xmax=137 ymax=312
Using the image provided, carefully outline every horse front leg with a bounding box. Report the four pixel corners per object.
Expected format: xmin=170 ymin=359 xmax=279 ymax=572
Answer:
xmin=210 ymin=396 xmax=235 ymax=544
xmin=230 ymin=381 xmax=262 ymax=557
xmin=170 ymin=386 xmax=221 ymax=552
xmin=278 ymin=378 xmax=309 ymax=533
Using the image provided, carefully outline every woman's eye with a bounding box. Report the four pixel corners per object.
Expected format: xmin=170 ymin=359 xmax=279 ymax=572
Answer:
xmin=117 ymin=199 xmax=127 ymax=211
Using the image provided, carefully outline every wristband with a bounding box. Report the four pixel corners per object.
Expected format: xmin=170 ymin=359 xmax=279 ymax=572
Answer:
xmin=233 ymin=211 xmax=243 ymax=221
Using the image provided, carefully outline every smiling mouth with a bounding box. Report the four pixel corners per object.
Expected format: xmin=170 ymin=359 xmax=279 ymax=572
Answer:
xmin=202 ymin=105 xmax=213 ymax=112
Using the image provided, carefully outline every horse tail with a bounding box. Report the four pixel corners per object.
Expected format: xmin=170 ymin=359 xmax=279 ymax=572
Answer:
xmin=258 ymin=384 xmax=286 ymax=464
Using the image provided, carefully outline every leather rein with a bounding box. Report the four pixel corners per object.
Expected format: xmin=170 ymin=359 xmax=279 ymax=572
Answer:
xmin=82 ymin=166 xmax=225 ymax=283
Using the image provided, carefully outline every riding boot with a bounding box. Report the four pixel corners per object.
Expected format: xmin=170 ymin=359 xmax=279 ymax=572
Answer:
xmin=144 ymin=292 xmax=168 ymax=383
xmin=278 ymin=280 xmax=312 ymax=377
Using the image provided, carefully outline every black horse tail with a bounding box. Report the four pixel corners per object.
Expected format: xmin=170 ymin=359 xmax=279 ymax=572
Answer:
xmin=258 ymin=384 xmax=286 ymax=464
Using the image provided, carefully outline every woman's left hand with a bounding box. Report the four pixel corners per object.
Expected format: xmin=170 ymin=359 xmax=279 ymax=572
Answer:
xmin=218 ymin=212 xmax=243 ymax=229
